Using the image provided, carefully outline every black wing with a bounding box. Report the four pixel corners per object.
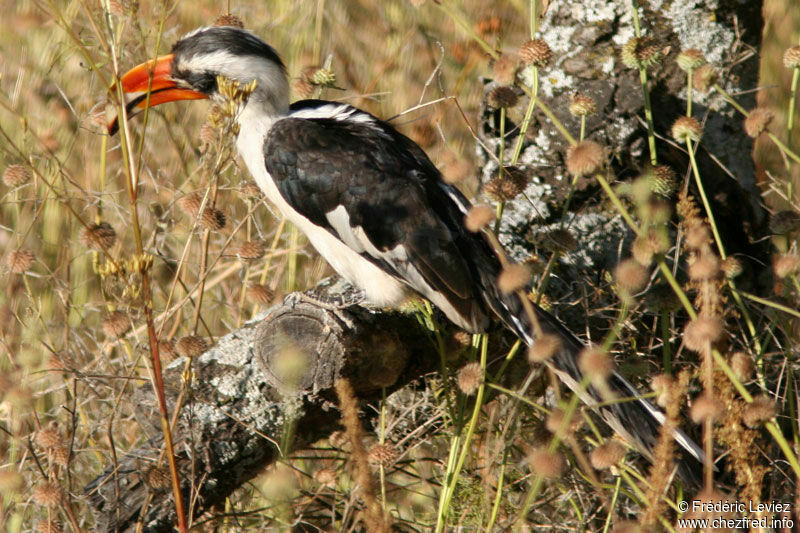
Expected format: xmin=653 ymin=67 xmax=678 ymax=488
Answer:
xmin=263 ymin=103 xmax=495 ymax=331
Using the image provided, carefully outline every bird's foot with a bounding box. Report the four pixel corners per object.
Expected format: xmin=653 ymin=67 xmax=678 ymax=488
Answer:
xmin=285 ymin=276 xmax=366 ymax=310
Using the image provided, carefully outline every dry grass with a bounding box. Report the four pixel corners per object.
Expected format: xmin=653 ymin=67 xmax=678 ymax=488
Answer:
xmin=1 ymin=0 xmax=799 ymax=531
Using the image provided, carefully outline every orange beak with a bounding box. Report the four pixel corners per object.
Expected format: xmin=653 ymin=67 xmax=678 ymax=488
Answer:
xmin=107 ymin=54 xmax=207 ymax=135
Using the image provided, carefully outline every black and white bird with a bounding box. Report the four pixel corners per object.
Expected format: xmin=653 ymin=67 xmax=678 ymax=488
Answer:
xmin=109 ymin=25 xmax=704 ymax=483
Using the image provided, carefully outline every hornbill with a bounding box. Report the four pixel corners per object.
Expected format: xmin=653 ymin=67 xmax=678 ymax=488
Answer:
xmin=108 ymin=25 xmax=704 ymax=484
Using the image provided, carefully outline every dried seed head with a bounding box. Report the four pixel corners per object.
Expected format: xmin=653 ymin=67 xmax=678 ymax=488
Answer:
xmin=328 ymin=430 xmax=349 ymax=450
xmin=579 ymin=348 xmax=614 ymax=381
xmin=52 ymin=445 xmax=69 ymax=466
xmin=783 ymin=46 xmax=800 ymax=68
xmin=743 ymin=108 xmax=774 ymax=138
xmin=484 ymin=166 xmax=530 ymax=202
xmin=79 ymin=222 xmax=117 ymax=250
xmin=177 ymin=192 xmax=202 ymax=217
xmin=590 ymin=441 xmax=626 ymax=469
xmin=545 ymin=407 xmax=583 ymax=435
xmin=103 ymin=310 xmax=131 ymax=339
xmin=651 ymin=165 xmax=678 ymax=197
xmin=692 ymin=64 xmax=718 ymax=93
xmin=235 ymin=241 xmax=265 ymax=261
xmin=32 ymin=481 xmax=62 ymax=507
xmin=487 ymin=86 xmax=519 ymax=108
xmin=720 ymin=256 xmax=742 ymax=279
xmin=742 ymin=395 xmax=777 ymax=427
xmin=311 ymin=68 xmax=336 ymax=87
xmin=367 ymin=443 xmax=399 ymax=468
xmin=314 ymin=467 xmax=338 ymax=487
xmin=528 ymin=333 xmax=562 ymax=363
xmin=690 ymin=393 xmax=724 ymax=424
xmin=146 ymin=465 xmax=171 ymax=490
xmin=730 ymin=352 xmax=753 ymax=382
xmin=769 ymin=210 xmax=800 ymax=234
xmin=676 ymin=48 xmax=706 ymax=71
xmin=2 ymin=164 xmax=31 ymax=187
xmin=683 ymin=315 xmax=724 ymax=352
xmin=491 ymin=54 xmax=518 ymax=85
xmin=200 ymin=207 xmax=226 ymax=231
xmin=688 ymin=254 xmax=721 ymax=281
xmin=775 ymin=254 xmax=800 ymax=278
xmin=7 ymin=249 xmax=35 ymax=273
xmin=36 ymin=519 xmax=63 ymax=533
xmin=213 ymin=13 xmax=244 ymax=28
xmin=621 ymin=36 xmax=663 ymax=69
xmin=651 ymin=374 xmax=675 ymax=408
xmin=246 ymin=284 xmax=274 ymax=304
xmin=199 ymin=122 xmax=217 ymax=148
xmin=614 ymin=258 xmax=649 ymax=294
xmin=526 ymin=447 xmax=565 ymax=478
xmin=457 ymin=362 xmax=484 ymax=396
xmin=35 ymin=423 xmax=62 ymax=449
xmin=464 ymin=205 xmax=495 ymax=232
xmin=158 ymin=339 xmax=177 ymax=363
xmin=569 ymin=92 xmax=597 ymax=117
xmin=684 ymin=224 xmax=712 ymax=250
xmin=538 ymin=228 xmax=577 ymax=253
xmin=518 ymin=39 xmax=552 ymax=68
xmin=566 ymin=140 xmax=605 ymax=177
xmin=176 ymin=335 xmax=209 ymax=358
xmin=671 ymin=116 xmax=702 ymax=143
xmin=498 ymin=263 xmax=530 ymax=293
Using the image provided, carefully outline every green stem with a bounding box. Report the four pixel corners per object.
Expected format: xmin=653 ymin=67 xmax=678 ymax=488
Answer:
xmin=686 ymin=138 xmax=726 ymax=259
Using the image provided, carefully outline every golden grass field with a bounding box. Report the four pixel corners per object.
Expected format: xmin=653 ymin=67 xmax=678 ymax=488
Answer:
xmin=2 ymin=0 xmax=800 ymax=531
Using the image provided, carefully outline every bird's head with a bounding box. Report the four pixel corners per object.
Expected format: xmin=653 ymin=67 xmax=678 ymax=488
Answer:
xmin=107 ymin=26 xmax=288 ymax=134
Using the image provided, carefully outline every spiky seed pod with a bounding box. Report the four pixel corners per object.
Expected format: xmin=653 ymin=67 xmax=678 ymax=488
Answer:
xmin=744 ymin=108 xmax=774 ymax=138
xmin=774 ymin=254 xmax=800 ymax=278
xmin=631 ymin=236 xmax=655 ymax=266
xmin=614 ymin=258 xmax=648 ymax=294
xmin=742 ymin=395 xmax=777 ymax=427
xmin=651 ymin=165 xmax=677 ymax=196
xmin=671 ymin=116 xmax=702 ymax=143
xmin=456 ymin=362 xmax=484 ymax=396
xmin=545 ymin=407 xmax=583 ymax=435
xmin=539 ymin=228 xmax=577 ymax=253
xmin=484 ymin=166 xmax=529 ymax=201
xmin=528 ymin=333 xmax=562 ymax=363
xmin=177 ymin=192 xmax=202 ymax=217
xmin=676 ymin=48 xmax=706 ymax=71
xmin=213 ymin=13 xmax=244 ymax=28
xmin=246 ymin=284 xmax=274 ymax=304
xmin=176 ymin=335 xmax=209 ymax=358
xmin=621 ymin=36 xmax=663 ymax=69
xmin=235 ymin=241 xmax=265 ymax=261
xmin=487 ymin=86 xmax=519 ymax=109
xmin=690 ymin=393 xmax=724 ymax=423
xmin=683 ymin=315 xmax=724 ymax=352
xmin=146 ymin=465 xmax=171 ymax=490
xmin=526 ymin=447 xmax=565 ymax=478
xmin=200 ymin=207 xmax=226 ymax=231
xmin=52 ymin=445 xmax=69 ymax=466
xmin=684 ymin=224 xmax=711 ymax=250
xmin=498 ymin=263 xmax=530 ymax=293
xmin=0 ymin=471 xmax=24 ymax=492
xmin=730 ymin=352 xmax=753 ymax=382
xmin=565 ymin=140 xmax=605 ymax=176
xmin=80 ymin=222 xmax=117 ymax=250
xmin=569 ymin=92 xmax=597 ymax=116
xmin=35 ymin=424 xmax=62 ymax=449
xmin=36 ymin=520 xmax=64 ymax=533
xmin=579 ymin=348 xmax=613 ymax=381
xmin=32 ymin=482 xmax=62 ymax=507
xmin=103 ymin=311 xmax=131 ymax=339
xmin=7 ymin=249 xmax=35 ymax=273
xmin=491 ymin=54 xmax=518 ymax=85
xmin=2 ymin=164 xmax=31 ymax=187
xmin=367 ymin=443 xmax=399 ymax=468
xmin=464 ymin=205 xmax=495 ymax=232
xmin=311 ymin=68 xmax=336 ymax=87
xmin=518 ymin=39 xmax=552 ymax=68
xmin=783 ymin=46 xmax=800 ymax=68
xmin=590 ymin=441 xmax=626 ymax=469
xmin=720 ymin=256 xmax=742 ymax=279
xmin=314 ymin=467 xmax=338 ymax=487
xmin=688 ymin=254 xmax=721 ymax=281
xmin=651 ymin=374 xmax=675 ymax=408
xmin=692 ymin=64 xmax=718 ymax=93
xmin=769 ymin=210 xmax=800 ymax=234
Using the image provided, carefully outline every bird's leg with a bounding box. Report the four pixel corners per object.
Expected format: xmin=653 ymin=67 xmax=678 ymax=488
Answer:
xmin=284 ymin=276 xmax=366 ymax=310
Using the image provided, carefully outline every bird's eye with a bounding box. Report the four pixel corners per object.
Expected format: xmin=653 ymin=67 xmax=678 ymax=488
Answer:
xmin=178 ymin=70 xmax=217 ymax=94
